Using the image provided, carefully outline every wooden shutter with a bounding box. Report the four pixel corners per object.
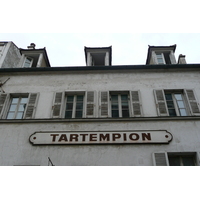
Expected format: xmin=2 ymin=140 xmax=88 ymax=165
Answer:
xmin=131 ymin=91 xmax=143 ymax=117
xmin=86 ymin=91 xmax=95 ymax=118
xmin=0 ymin=93 xmax=9 ymax=119
xmin=51 ymin=92 xmax=64 ymax=118
xmin=99 ymin=91 xmax=109 ymax=117
xmin=154 ymin=90 xmax=168 ymax=116
xmin=152 ymin=152 xmax=169 ymax=166
xmin=24 ymin=93 xmax=39 ymax=119
xmin=185 ymin=89 xmax=200 ymax=115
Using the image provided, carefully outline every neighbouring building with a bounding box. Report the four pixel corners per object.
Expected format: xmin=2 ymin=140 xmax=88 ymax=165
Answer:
xmin=0 ymin=41 xmax=200 ymax=166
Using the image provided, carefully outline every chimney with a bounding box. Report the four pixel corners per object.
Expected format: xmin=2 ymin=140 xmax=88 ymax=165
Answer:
xmin=27 ymin=43 xmax=36 ymax=49
xmin=178 ymin=54 xmax=187 ymax=64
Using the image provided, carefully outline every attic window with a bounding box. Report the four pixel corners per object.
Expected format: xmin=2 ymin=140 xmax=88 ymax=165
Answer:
xmin=23 ymin=57 xmax=33 ymax=68
xmin=91 ymin=53 xmax=106 ymax=66
xmin=156 ymin=52 xmax=171 ymax=64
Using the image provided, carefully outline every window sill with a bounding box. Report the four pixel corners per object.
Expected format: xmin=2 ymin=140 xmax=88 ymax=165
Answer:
xmin=0 ymin=116 xmax=200 ymax=123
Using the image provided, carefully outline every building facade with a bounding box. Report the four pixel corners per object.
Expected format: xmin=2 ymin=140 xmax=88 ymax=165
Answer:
xmin=0 ymin=42 xmax=200 ymax=166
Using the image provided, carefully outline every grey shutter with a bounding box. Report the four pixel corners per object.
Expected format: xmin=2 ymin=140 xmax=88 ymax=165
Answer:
xmin=99 ymin=91 xmax=109 ymax=117
xmin=152 ymin=152 xmax=169 ymax=166
xmin=51 ymin=92 xmax=64 ymax=118
xmin=196 ymin=152 xmax=200 ymax=166
xmin=154 ymin=90 xmax=168 ymax=116
xmin=0 ymin=93 xmax=9 ymax=119
xmin=86 ymin=91 xmax=95 ymax=118
xmin=131 ymin=91 xmax=142 ymax=117
xmin=185 ymin=89 xmax=200 ymax=115
xmin=24 ymin=93 xmax=39 ymax=119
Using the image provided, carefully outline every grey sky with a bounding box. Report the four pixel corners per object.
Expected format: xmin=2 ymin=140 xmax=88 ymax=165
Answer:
xmin=0 ymin=33 xmax=200 ymax=67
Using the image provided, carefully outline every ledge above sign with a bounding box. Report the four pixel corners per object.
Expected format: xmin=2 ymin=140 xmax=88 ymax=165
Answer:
xmin=29 ymin=130 xmax=173 ymax=145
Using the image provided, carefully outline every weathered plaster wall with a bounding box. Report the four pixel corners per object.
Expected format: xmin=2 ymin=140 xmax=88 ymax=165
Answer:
xmin=2 ymin=69 xmax=200 ymax=118
xmin=0 ymin=69 xmax=200 ymax=165
xmin=2 ymin=43 xmax=21 ymax=68
xmin=0 ymin=119 xmax=199 ymax=166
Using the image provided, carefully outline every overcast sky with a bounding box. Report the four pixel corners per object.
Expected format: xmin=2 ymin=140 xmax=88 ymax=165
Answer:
xmin=1 ymin=1 xmax=200 ymax=67
xmin=0 ymin=33 xmax=200 ymax=67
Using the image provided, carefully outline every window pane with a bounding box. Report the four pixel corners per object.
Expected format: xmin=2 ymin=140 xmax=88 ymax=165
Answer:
xmin=16 ymin=112 xmax=23 ymax=119
xmin=121 ymin=95 xmax=128 ymax=100
xmin=9 ymin=104 xmax=17 ymax=111
xmin=182 ymin=156 xmax=195 ymax=166
xmin=168 ymin=109 xmax=177 ymax=116
xmin=177 ymin=101 xmax=185 ymax=108
xmin=77 ymin=95 xmax=83 ymax=101
xmin=21 ymin=98 xmax=28 ymax=103
xmin=174 ymin=94 xmax=183 ymax=101
xmin=112 ymin=110 xmax=119 ymax=118
xmin=166 ymin=101 xmax=175 ymax=108
xmin=169 ymin=156 xmax=181 ymax=166
xmin=12 ymin=98 xmax=19 ymax=104
xmin=180 ymin=109 xmax=187 ymax=116
xmin=122 ymin=110 xmax=129 ymax=118
xmin=75 ymin=111 xmax=83 ymax=118
xmin=65 ymin=111 xmax=72 ymax=118
xmin=165 ymin=94 xmax=173 ymax=100
xmin=7 ymin=112 xmax=14 ymax=119
xmin=111 ymin=95 xmax=118 ymax=101
xmin=76 ymin=103 xmax=83 ymax=110
xmin=18 ymin=104 xmax=26 ymax=112
xmin=67 ymin=96 xmax=74 ymax=102
xmin=66 ymin=103 xmax=73 ymax=110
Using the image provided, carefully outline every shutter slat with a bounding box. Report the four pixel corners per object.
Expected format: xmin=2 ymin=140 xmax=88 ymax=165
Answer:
xmin=52 ymin=92 xmax=64 ymax=118
xmin=24 ymin=93 xmax=39 ymax=119
xmin=154 ymin=90 xmax=168 ymax=116
xmin=100 ymin=91 xmax=109 ymax=117
xmin=153 ymin=153 xmax=169 ymax=166
xmin=131 ymin=91 xmax=142 ymax=117
xmin=0 ymin=93 xmax=9 ymax=118
xmin=86 ymin=91 xmax=95 ymax=117
xmin=185 ymin=90 xmax=200 ymax=115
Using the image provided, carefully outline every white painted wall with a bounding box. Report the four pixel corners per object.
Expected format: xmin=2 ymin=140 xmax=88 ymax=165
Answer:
xmin=0 ymin=68 xmax=200 ymax=165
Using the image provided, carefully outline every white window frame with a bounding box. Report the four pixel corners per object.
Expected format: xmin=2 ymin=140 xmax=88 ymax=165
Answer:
xmin=165 ymin=91 xmax=188 ymax=117
xmin=64 ymin=93 xmax=85 ymax=119
xmin=156 ymin=52 xmax=166 ymax=64
xmin=23 ymin=56 xmax=33 ymax=68
xmin=6 ymin=95 xmax=29 ymax=119
xmin=110 ymin=92 xmax=131 ymax=118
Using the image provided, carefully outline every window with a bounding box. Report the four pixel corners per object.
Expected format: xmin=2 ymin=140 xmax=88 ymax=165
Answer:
xmin=65 ymin=95 xmax=84 ymax=118
xmin=51 ymin=91 xmax=96 ymax=118
xmin=7 ymin=96 xmax=28 ymax=119
xmin=154 ymin=89 xmax=200 ymax=116
xmin=156 ymin=52 xmax=171 ymax=64
xmin=99 ymin=91 xmax=143 ymax=118
xmin=23 ymin=57 xmax=33 ymax=68
xmin=165 ymin=92 xmax=187 ymax=116
xmin=168 ymin=155 xmax=196 ymax=166
xmin=0 ymin=93 xmax=39 ymax=119
xmin=153 ymin=152 xmax=198 ymax=166
xmin=111 ymin=93 xmax=130 ymax=118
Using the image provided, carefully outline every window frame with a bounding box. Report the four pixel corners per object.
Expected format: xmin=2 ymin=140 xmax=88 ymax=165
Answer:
xmin=154 ymin=89 xmax=200 ymax=117
xmin=164 ymin=91 xmax=189 ymax=117
xmin=23 ymin=56 xmax=33 ymax=68
xmin=6 ymin=95 xmax=28 ymax=119
xmin=110 ymin=91 xmax=131 ymax=118
xmin=64 ymin=92 xmax=85 ymax=119
xmin=153 ymin=152 xmax=199 ymax=166
xmin=0 ymin=93 xmax=39 ymax=119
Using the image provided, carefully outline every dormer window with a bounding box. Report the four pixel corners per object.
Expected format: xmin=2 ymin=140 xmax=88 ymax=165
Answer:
xmin=23 ymin=56 xmax=33 ymax=68
xmin=85 ymin=46 xmax=112 ymax=66
xmin=146 ymin=45 xmax=177 ymax=65
xmin=156 ymin=52 xmax=171 ymax=64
